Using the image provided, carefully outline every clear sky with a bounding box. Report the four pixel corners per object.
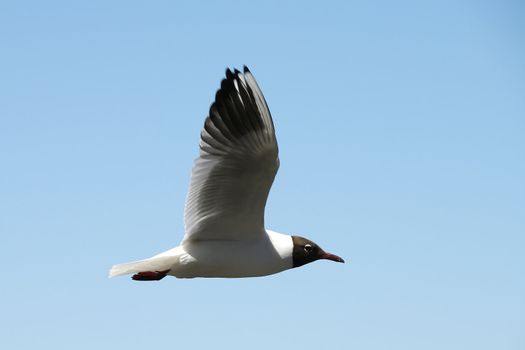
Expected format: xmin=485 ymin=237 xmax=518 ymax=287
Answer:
xmin=1 ymin=1 xmax=524 ymax=349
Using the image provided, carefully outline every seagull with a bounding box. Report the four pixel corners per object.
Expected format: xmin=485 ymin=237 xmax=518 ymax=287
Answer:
xmin=109 ymin=66 xmax=344 ymax=280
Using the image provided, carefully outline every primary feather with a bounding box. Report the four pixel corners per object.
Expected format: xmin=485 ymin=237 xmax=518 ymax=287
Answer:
xmin=183 ymin=67 xmax=279 ymax=243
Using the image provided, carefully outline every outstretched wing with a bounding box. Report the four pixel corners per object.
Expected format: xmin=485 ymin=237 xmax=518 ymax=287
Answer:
xmin=182 ymin=67 xmax=279 ymax=243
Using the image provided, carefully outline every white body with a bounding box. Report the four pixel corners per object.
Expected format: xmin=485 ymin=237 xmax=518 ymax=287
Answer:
xmin=109 ymin=68 xmax=293 ymax=280
xmin=109 ymin=230 xmax=293 ymax=278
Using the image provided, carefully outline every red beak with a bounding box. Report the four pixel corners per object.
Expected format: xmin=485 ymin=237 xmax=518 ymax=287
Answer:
xmin=319 ymin=252 xmax=345 ymax=263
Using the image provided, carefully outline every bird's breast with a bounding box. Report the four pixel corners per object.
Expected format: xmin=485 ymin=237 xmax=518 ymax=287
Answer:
xmin=171 ymin=233 xmax=293 ymax=278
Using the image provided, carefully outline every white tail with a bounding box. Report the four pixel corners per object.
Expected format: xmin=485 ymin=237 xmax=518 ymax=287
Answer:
xmin=108 ymin=256 xmax=176 ymax=278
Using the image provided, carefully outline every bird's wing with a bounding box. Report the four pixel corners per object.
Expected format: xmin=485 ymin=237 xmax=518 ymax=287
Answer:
xmin=182 ymin=67 xmax=279 ymax=243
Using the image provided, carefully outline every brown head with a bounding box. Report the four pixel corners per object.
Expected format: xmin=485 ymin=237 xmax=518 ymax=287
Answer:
xmin=292 ymin=236 xmax=345 ymax=268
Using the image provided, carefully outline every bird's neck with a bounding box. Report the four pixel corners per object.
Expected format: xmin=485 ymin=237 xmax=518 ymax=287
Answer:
xmin=266 ymin=230 xmax=294 ymax=265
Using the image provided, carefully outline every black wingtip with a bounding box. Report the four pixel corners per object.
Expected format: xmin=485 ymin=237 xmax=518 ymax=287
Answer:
xmin=227 ymin=66 xmax=250 ymax=78
xmin=225 ymin=68 xmax=235 ymax=80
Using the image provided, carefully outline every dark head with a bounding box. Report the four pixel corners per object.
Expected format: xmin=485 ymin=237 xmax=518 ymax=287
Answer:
xmin=292 ymin=236 xmax=345 ymax=268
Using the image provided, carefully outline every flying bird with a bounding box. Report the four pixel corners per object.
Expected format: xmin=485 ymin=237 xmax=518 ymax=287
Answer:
xmin=109 ymin=66 xmax=344 ymax=280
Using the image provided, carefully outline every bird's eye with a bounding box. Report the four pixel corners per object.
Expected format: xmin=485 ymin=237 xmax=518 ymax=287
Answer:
xmin=304 ymin=244 xmax=313 ymax=254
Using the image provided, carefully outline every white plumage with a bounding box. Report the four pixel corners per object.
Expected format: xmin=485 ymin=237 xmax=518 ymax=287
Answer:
xmin=109 ymin=66 xmax=343 ymax=280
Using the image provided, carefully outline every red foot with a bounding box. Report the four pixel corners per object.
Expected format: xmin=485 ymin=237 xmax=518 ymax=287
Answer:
xmin=132 ymin=270 xmax=170 ymax=281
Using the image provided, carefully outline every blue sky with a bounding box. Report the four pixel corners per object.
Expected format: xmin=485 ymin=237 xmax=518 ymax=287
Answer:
xmin=1 ymin=1 xmax=524 ymax=349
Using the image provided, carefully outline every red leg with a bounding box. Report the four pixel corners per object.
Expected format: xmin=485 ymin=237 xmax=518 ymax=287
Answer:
xmin=132 ymin=270 xmax=170 ymax=281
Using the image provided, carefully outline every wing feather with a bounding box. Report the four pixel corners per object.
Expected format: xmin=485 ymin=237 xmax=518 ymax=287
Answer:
xmin=182 ymin=67 xmax=279 ymax=243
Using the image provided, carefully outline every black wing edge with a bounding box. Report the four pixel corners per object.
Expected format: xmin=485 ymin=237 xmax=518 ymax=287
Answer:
xmin=200 ymin=66 xmax=273 ymax=155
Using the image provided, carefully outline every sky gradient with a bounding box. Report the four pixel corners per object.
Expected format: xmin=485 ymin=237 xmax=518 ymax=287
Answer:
xmin=1 ymin=1 xmax=524 ymax=349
